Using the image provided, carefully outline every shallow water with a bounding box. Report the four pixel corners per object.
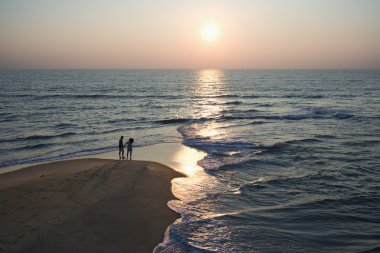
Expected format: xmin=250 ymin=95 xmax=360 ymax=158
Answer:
xmin=1 ymin=70 xmax=380 ymax=252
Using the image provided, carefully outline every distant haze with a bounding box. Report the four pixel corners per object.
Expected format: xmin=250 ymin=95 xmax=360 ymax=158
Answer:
xmin=1 ymin=0 xmax=379 ymax=69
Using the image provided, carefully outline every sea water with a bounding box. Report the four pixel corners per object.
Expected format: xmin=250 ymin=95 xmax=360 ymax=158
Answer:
xmin=1 ymin=70 xmax=379 ymax=252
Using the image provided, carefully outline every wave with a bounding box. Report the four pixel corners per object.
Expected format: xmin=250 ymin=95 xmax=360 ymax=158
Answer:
xmin=144 ymin=95 xmax=184 ymax=99
xmin=241 ymin=95 xmax=260 ymax=98
xmin=314 ymin=134 xmax=336 ymax=139
xmin=343 ymin=139 xmax=380 ymax=147
xmin=179 ymin=124 xmax=321 ymax=157
xmin=255 ymin=103 xmax=274 ymax=107
xmin=25 ymin=132 xmax=76 ymax=141
xmin=16 ymin=143 xmax=54 ymax=150
xmin=215 ymin=94 xmax=240 ymax=98
xmin=0 ymin=132 xmax=76 ymax=143
xmin=221 ymin=114 xmax=312 ymax=121
xmin=87 ymin=128 xmax=122 ymax=135
xmin=224 ymin=101 xmax=243 ymax=105
xmin=284 ymin=138 xmax=322 ymax=145
xmin=333 ymin=112 xmax=354 ymax=119
xmin=3 ymin=94 xmax=33 ymax=98
xmin=234 ymin=94 xmax=324 ymax=99
xmin=105 ymin=118 xmax=139 ymax=124
xmin=237 ymin=177 xmax=313 ymax=195
xmin=220 ymin=110 xmax=354 ymax=121
xmin=0 ymin=113 xmax=17 ymax=122
xmin=236 ymin=166 xmax=369 ymax=195
xmin=154 ymin=222 xmax=217 ymax=253
xmin=34 ymin=94 xmax=114 ymax=100
xmin=32 ymin=94 xmax=184 ymax=100
xmin=254 ymin=138 xmax=322 ymax=155
xmin=249 ymin=121 xmax=268 ymax=125
xmin=181 ymin=138 xmax=256 ymax=158
xmin=156 ymin=118 xmax=191 ymax=124
xmin=303 ymin=106 xmax=354 ymax=119
xmin=55 ymin=123 xmax=78 ymax=129
xmin=281 ymin=94 xmax=324 ymax=99
xmin=0 ymin=112 xmax=13 ymax=117
xmin=150 ymin=111 xmax=334 ymax=127
xmin=221 ymin=108 xmax=259 ymax=114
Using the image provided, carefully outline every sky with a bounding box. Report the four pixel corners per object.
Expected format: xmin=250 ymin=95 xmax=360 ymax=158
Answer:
xmin=0 ymin=0 xmax=379 ymax=69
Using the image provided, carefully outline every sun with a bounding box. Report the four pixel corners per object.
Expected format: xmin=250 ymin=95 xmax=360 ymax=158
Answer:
xmin=201 ymin=23 xmax=220 ymax=42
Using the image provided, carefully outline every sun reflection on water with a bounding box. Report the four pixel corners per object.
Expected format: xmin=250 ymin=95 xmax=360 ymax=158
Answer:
xmin=171 ymin=144 xmax=206 ymax=176
xmin=192 ymin=69 xmax=225 ymax=119
xmin=170 ymin=70 xmax=231 ymax=202
xmin=190 ymin=69 xmax=228 ymax=140
xmin=168 ymin=70 xmax=236 ymax=221
xmin=196 ymin=69 xmax=224 ymax=93
xmin=170 ymin=144 xmax=220 ymax=202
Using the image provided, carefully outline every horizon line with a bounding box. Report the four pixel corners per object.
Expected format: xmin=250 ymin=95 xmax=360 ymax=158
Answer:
xmin=1 ymin=67 xmax=380 ymax=71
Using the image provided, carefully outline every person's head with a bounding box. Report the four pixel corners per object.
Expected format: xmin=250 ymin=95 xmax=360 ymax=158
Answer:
xmin=120 ymin=136 xmax=124 ymax=139
xmin=129 ymin=138 xmax=134 ymax=143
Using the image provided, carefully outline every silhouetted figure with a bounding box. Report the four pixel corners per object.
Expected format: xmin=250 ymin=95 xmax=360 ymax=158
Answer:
xmin=126 ymin=138 xmax=134 ymax=160
xmin=119 ymin=136 xmax=125 ymax=160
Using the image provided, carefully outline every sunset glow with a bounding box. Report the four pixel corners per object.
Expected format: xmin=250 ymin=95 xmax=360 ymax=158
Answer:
xmin=201 ymin=23 xmax=220 ymax=42
xmin=0 ymin=0 xmax=379 ymax=69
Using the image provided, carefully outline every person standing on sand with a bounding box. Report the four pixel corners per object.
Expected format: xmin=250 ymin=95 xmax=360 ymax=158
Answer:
xmin=126 ymin=138 xmax=134 ymax=160
xmin=119 ymin=136 xmax=125 ymax=160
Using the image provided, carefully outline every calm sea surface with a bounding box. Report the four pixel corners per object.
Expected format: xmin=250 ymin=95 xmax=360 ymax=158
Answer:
xmin=1 ymin=70 xmax=379 ymax=252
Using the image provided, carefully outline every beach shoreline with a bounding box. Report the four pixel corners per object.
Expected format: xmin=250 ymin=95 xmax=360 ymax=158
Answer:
xmin=0 ymin=143 xmax=206 ymax=176
xmin=0 ymin=158 xmax=184 ymax=253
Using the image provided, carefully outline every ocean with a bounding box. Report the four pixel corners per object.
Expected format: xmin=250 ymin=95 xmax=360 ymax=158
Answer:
xmin=1 ymin=69 xmax=379 ymax=252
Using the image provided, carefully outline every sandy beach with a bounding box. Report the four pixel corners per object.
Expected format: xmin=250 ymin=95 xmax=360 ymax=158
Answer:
xmin=0 ymin=158 xmax=183 ymax=253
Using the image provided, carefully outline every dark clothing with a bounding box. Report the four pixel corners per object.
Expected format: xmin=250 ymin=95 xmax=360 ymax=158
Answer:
xmin=119 ymin=138 xmax=124 ymax=151
xmin=127 ymin=141 xmax=132 ymax=151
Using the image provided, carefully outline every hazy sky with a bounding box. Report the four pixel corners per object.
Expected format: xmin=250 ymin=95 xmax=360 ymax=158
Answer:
xmin=1 ymin=0 xmax=379 ymax=69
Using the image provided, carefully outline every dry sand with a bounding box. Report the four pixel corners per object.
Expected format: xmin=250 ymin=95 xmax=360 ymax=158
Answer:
xmin=0 ymin=158 xmax=184 ymax=253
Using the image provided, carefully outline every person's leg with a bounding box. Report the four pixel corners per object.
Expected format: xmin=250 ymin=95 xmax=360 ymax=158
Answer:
xmin=119 ymin=149 xmax=122 ymax=160
xmin=129 ymin=149 xmax=132 ymax=160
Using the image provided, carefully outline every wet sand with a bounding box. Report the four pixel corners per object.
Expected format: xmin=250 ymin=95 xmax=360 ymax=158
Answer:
xmin=0 ymin=158 xmax=183 ymax=253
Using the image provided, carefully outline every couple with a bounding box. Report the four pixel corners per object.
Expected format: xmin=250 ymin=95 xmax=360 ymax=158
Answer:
xmin=119 ymin=136 xmax=134 ymax=160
